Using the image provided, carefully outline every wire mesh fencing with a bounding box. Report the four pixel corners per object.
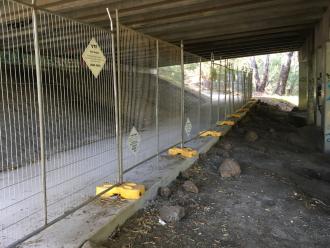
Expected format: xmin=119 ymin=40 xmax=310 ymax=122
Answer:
xmin=199 ymin=60 xmax=212 ymax=132
xmin=0 ymin=1 xmax=253 ymax=246
xmin=37 ymin=8 xmax=118 ymax=223
xmin=157 ymin=40 xmax=182 ymax=151
xmin=183 ymin=52 xmax=201 ymax=142
xmin=117 ymin=24 xmax=158 ymax=174
xmin=0 ymin=1 xmax=45 ymax=246
xmin=0 ymin=0 xmax=118 ymax=246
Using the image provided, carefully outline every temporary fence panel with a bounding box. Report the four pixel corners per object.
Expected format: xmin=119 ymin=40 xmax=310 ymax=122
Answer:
xmin=223 ymin=65 xmax=229 ymax=118
xmin=233 ymin=69 xmax=239 ymax=112
xmin=0 ymin=0 xmax=119 ymax=246
xmin=158 ymin=41 xmax=182 ymax=151
xmin=210 ymin=63 xmax=219 ymax=126
xmin=238 ymin=70 xmax=242 ymax=109
xmin=199 ymin=60 xmax=212 ymax=132
xmin=0 ymin=1 xmax=44 ymax=246
xmin=227 ymin=67 xmax=233 ymax=116
xmin=242 ymin=70 xmax=247 ymax=105
xmin=183 ymin=52 xmax=201 ymax=142
xmin=218 ymin=64 xmax=226 ymax=122
xmin=37 ymin=8 xmax=118 ymax=222
xmin=118 ymin=25 xmax=158 ymax=174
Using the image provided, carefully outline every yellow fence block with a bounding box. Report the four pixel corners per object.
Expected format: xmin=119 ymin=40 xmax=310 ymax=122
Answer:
xmin=236 ymin=108 xmax=249 ymax=113
xmin=228 ymin=113 xmax=244 ymax=118
xmin=168 ymin=147 xmax=198 ymax=158
xmin=96 ymin=182 xmax=145 ymax=200
xmin=217 ymin=120 xmax=236 ymax=126
xmin=199 ymin=130 xmax=222 ymax=137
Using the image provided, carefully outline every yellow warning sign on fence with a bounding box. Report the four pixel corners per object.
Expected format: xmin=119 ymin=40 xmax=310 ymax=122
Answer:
xmin=82 ymin=38 xmax=106 ymax=78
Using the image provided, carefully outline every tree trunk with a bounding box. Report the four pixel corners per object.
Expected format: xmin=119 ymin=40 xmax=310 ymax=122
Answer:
xmin=275 ymin=52 xmax=293 ymax=95
xmin=250 ymin=57 xmax=261 ymax=92
xmin=259 ymin=55 xmax=270 ymax=92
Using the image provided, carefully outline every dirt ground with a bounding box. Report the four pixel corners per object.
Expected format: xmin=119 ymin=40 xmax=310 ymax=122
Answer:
xmin=104 ymin=101 xmax=330 ymax=248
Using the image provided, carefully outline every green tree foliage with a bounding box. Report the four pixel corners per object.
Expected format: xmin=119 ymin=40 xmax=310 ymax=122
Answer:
xmin=228 ymin=52 xmax=299 ymax=96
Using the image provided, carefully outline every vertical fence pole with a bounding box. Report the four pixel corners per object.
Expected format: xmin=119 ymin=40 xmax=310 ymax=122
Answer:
xmin=180 ymin=40 xmax=184 ymax=148
xmin=217 ymin=58 xmax=221 ymax=121
xmin=229 ymin=64 xmax=232 ymax=114
xmin=32 ymin=0 xmax=47 ymax=225
xmin=115 ymin=9 xmax=123 ymax=183
xmin=224 ymin=60 xmax=227 ymax=118
xmin=231 ymin=66 xmax=235 ymax=113
xmin=198 ymin=57 xmax=202 ymax=132
xmin=156 ymin=40 xmax=159 ymax=165
xmin=229 ymin=64 xmax=234 ymax=114
xmin=106 ymin=8 xmax=121 ymax=182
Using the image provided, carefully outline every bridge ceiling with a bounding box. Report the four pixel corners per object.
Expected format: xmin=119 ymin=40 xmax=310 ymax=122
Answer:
xmin=24 ymin=0 xmax=329 ymax=58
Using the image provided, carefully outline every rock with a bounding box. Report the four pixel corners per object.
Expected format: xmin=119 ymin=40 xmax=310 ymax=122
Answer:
xmin=240 ymin=115 xmax=251 ymax=124
xmin=218 ymin=159 xmax=241 ymax=178
xmin=159 ymin=186 xmax=171 ymax=198
xmin=287 ymin=132 xmax=304 ymax=146
xmin=182 ymin=180 xmax=199 ymax=193
xmin=180 ymin=170 xmax=191 ymax=179
xmin=221 ymin=141 xmax=233 ymax=151
xmin=245 ymin=130 xmax=258 ymax=142
xmin=269 ymin=128 xmax=275 ymax=133
xmin=222 ymin=150 xmax=230 ymax=158
xmin=236 ymin=126 xmax=246 ymax=135
xmin=159 ymin=205 xmax=185 ymax=222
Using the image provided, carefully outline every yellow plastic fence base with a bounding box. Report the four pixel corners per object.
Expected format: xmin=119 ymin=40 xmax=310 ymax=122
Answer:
xmin=168 ymin=147 xmax=198 ymax=158
xmin=96 ymin=182 xmax=145 ymax=200
xmin=199 ymin=130 xmax=222 ymax=137
xmin=228 ymin=113 xmax=245 ymax=118
xmin=217 ymin=120 xmax=236 ymax=126
xmin=236 ymin=108 xmax=249 ymax=113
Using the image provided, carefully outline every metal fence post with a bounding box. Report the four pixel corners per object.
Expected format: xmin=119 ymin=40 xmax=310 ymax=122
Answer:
xmin=156 ymin=40 xmax=160 ymax=165
xmin=180 ymin=40 xmax=184 ymax=148
xmin=32 ymin=0 xmax=47 ymax=225
xmin=198 ymin=57 xmax=202 ymax=132
xmin=106 ymin=8 xmax=121 ymax=182
xmin=229 ymin=64 xmax=232 ymax=114
xmin=230 ymin=65 xmax=235 ymax=114
xmin=115 ymin=9 xmax=123 ymax=183
xmin=224 ymin=60 xmax=228 ymax=118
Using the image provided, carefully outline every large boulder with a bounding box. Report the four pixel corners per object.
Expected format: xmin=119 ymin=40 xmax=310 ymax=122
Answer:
xmin=218 ymin=159 xmax=241 ymax=178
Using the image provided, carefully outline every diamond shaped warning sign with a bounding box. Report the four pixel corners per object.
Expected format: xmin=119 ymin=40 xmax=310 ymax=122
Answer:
xmin=185 ymin=118 xmax=192 ymax=137
xmin=82 ymin=38 xmax=106 ymax=78
xmin=128 ymin=126 xmax=141 ymax=154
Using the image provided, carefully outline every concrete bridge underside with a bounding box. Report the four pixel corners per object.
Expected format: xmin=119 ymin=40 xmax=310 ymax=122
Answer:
xmin=21 ymin=0 xmax=330 ymax=151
